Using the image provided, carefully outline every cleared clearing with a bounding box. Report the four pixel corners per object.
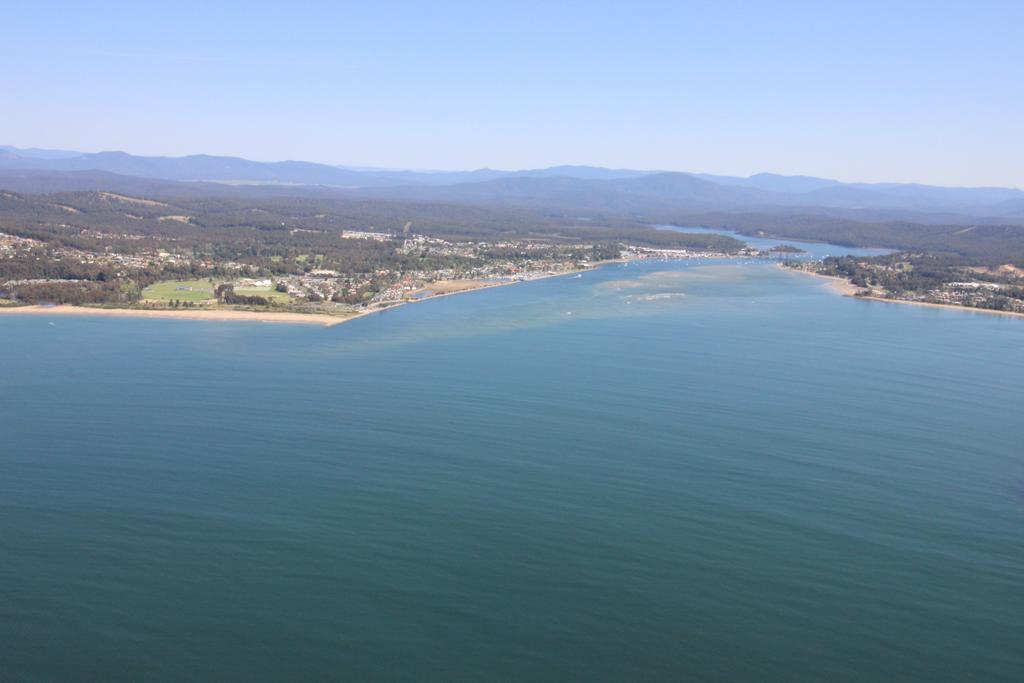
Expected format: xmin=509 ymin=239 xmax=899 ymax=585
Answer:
xmin=98 ymin=192 xmax=169 ymax=207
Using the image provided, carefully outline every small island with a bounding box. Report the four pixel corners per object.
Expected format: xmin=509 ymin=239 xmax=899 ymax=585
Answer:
xmin=768 ymin=244 xmax=806 ymax=254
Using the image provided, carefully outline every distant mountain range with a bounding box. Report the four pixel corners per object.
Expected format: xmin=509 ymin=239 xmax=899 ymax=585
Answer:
xmin=2 ymin=145 xmax=1022 ymax=220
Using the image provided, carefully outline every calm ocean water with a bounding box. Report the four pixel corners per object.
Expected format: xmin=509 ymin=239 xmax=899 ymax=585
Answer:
xmin=2 ymin=252 xmax=1022 ymax=680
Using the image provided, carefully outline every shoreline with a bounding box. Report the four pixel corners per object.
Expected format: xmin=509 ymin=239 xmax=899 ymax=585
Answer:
xmin=0 ymin=305 xmax=357 ymax=326
xmin=856 ymin=295 xmax=1024 ymax=319
xmin=7 ymin=262 xmax=1020 ymax=326
xmin=780 ymin=265 xmax=864 ymax=296
xmin=781 ymin=264 xmax=1024 ymax=319
xmin=0 ymin=267 xmax=601 ymax=328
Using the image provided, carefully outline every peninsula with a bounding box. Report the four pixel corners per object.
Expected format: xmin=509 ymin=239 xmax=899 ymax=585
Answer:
xmin=786 ymin=255 xmax=1024 ymax=317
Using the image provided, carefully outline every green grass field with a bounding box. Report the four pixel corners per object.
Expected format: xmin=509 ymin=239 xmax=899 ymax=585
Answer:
xmin=142 ymin=279 xmax=293 ymax=304
xmin=141 ymin=279 xmax=217 ymax=302
xmin=235 ymin=286 xmax=293 ymax=303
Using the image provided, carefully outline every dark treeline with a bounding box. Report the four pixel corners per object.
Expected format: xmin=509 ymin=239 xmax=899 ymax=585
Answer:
xmin=1 ymin=279 xmax=130 ymax=305
xmin=214 ymin=283 xmax=268 ymax=306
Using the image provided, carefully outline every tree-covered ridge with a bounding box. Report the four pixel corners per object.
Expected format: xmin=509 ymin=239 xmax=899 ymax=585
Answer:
xmin=0 ymin=190 xmax=743 ymax=252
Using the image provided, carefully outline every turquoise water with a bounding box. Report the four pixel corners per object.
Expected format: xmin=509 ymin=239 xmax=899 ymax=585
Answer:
xmin=2 ymin=257 xmax=1023 ymax=680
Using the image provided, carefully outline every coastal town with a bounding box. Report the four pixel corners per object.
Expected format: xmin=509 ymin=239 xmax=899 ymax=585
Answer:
xmin=788 ymin=254 xmax=1024 ymax=314
xmin=1 ymin=224 xmax=759 ymax=319
xmin=8 ymin=215 xmax=1024 ymax=323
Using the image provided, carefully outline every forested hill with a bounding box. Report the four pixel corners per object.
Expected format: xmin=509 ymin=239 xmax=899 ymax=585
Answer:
xmin=0 ymin=189 xmax=743 ymax=252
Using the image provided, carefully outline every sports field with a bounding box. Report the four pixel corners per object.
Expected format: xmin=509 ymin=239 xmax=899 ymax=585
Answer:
xmin=141 ymin=280 xmax=216 ymax=302
xmin=141 ymin=279 xmax=293 ymax=304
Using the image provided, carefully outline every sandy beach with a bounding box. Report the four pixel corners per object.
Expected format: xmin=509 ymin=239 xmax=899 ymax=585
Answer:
xmin=0 ymin=305 xmax=355 ymax=326
xmin=782 ymin=265 xmax=864 ymax=296
xmin=857 ymin=296 xmax=1024 ymax=319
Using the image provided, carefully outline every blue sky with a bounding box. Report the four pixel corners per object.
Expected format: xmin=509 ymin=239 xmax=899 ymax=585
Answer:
xmin=5 ymin=1 xmax=1022 ymax=186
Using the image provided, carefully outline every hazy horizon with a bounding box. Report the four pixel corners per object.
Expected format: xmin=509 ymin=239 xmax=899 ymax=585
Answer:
xmin=7 ymin=143 xmax=1024 ymax=192
xmin=5 ymin=1 xmax=1023 ymax=187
